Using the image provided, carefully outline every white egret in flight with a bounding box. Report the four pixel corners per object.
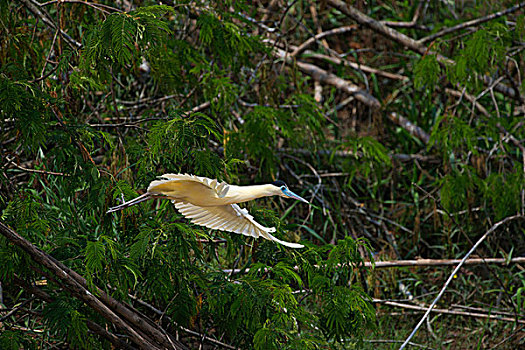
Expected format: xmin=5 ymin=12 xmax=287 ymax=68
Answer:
xmin=107 ymin=174 xmax=308 ymax=248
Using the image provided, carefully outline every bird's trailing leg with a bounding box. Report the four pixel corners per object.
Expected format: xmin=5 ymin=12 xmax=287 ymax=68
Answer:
xmin=107 ymin=193 xmax=154 ymax=213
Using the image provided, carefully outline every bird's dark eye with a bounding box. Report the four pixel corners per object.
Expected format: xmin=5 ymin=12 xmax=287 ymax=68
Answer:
xmin=281 ymin=186 xmax=287 ymax=190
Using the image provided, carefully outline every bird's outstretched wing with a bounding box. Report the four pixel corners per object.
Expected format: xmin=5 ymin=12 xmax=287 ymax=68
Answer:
xmin=173 ymin=201 xmax=304 ymax=248
xmin=149 ymin=173 xmax=230 ymax=198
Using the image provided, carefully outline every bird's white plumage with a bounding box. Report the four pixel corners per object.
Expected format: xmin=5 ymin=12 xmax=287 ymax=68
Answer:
xmin=173 ymin=201 xmax=303 ymax=248
xmin=108 ymin=173 xmax=304 ymax=248
xmin=150 ymin=173 xmax=231 ymax=198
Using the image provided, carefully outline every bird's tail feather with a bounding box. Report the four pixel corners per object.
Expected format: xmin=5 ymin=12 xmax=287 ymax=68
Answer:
xmin=106 ymin=193 xmax=152 ymax=213
xmin=265 ymin=232 xmax=304 ymax=249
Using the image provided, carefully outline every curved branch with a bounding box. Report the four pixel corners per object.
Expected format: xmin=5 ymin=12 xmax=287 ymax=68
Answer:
xmin=419 ymin=2 xmax=525 ymax=44
xmin=399 ymin=215 xmax=524 ymax=349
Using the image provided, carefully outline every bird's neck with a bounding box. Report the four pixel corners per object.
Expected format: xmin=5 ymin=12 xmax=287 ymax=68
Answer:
xmin=226 ymin=184 xmax=278 ymax=204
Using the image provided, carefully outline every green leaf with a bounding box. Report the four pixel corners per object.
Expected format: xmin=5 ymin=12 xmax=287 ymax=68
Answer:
xmin=85 ymin=240 xmax=105 ymax=273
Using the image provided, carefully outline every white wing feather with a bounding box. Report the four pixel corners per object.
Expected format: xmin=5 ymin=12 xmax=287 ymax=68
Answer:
xmin=150 ymin=173 xmax=230 ymax=198
xmin=174 ymin=201 xmax=304 ymax=248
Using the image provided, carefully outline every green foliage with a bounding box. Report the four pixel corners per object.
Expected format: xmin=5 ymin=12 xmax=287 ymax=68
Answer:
xmin=482 ymin=169 xmax=524 ymax=220
xmin=0 ymin=76 xmax=50 ymax=152
xmin=43 ymin=297 xmax=92 ymax=349
xmin=318 ymin=285 xmax=373 ymax=342
xmin=429 ymin=114 xmax=477 ymax=158
xmin=516 ymin=15 xmax=525 ymax=40
xmin=336 ymin=136 xmax=391 ymax=185
xmin=197 ymin=12 xmax=265 ymax=69
xmin=414 ymin=54 xmax=441 ymax=90
xmin=145 ymin=113 xmax=224 ymax=179
xmin=314 ymin=237 xmax=375 ymax=342
xmin=228 ymin=106 xmax=280 ymax=175
xmin=451 ymin=25 xmax=506 ymax=88
xmin=439 ymin=170 xmax=477 ymax=214
xmin=0 ymin=330 xmax=24 ymax=350
xmin=2 ymin=1 xmax=523 ymax=349
xmin=85 ymin=239 xmax=106 ymax=274
xmin=79 ymin=5 xmax=172 ymax=86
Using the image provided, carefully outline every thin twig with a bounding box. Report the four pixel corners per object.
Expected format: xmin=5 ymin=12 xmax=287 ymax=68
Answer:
xmin=381 ymin=0 xmax=429 ymax=29
xmin=129 ymin=295 xmax=239 ymax=350
xmin=327 ymin=0 xmax=521 ymax=102
xmin=365 ymin=338 xmax=434 ymax=349
xmin=304 ymin=51 xmax=409 ymax=81
xmin=39 ymin=0 xmax=122 ymax=14
xmin=374 ymin=299 xmax=525 ymax=324
xmin=419 ymin=2 xmax=525 ymax=44
xmin=291 ymin=25 xmax=356 ymax=57
xmin=20 ymin=0 xmax=82 ymax=49
xmin=399 ymin=214 xmax=524 ymax=349
xmin=5 ymin=157 xmax=69 ymax=177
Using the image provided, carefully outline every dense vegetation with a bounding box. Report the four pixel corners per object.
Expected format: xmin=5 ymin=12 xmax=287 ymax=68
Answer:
xmin=1 ymin=0 xmax=524 ymax=349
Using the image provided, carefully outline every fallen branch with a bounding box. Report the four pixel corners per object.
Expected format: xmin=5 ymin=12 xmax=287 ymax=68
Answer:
xmin=223 ymin=256 xmax=525 ymax=274
xmin=327 ymin=0 xmax=429 ymax=55
xmin=11 ymin=275 xmax=136 ymax=350
xmin=380 ymin=0 xmax=429 ymax=29
xmin=304 ymin=51 xmax=409 ymax=81
xmin=444 ymin=88 xmax=490 ymax=118
xmin=44 ymin=254 xmax=188 ymax=350
xmin=20 ymin=0 xmax=82 ymax=49
xmin=274 ymin=48 xmax=381 ymax=109
xmin=0 ymin=221 xmax=187 ymax=350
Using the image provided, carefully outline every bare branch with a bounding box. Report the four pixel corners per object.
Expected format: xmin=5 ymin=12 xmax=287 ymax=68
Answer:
xmin=291 ymin=25 xmax=356 ymax=57
xmin=19 ymin=0 xmax=82 ymax=49
xmin=387 ymin=112 xmax=430 ymax=144
xmin=0 ymin=221 xmax=163 ymax=350
xmin=381 ymin=0 xmax=430 ymax=29
xmin=304 ymin=51 xmax=409 ymax=81
xmin=223 ymin=256 xmax=525 ymax=274
xmin=275 ymin=48 xmax=381 ymax=109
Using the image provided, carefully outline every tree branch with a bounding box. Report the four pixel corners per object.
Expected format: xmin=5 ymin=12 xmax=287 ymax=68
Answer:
xmin=291 ymin=25 xmax=357 ymax=57
xmin=0 ymin=221 xmax=187 ymax=350
xmin=326 ymin=0 xmax=521 ymax=102
xmin=19 ymin=0 xmax=82 ymax=49
xmin=223 ymin=256 xmax=525 ymax=274
xmin=387 ymin=112 xmax=430 ymax=144
xmin=274 ymin=48 xmax=381 ymax=109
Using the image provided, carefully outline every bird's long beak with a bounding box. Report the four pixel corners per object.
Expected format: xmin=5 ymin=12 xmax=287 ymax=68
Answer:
xmin=282 ymin=188 xmax=309 ymax=204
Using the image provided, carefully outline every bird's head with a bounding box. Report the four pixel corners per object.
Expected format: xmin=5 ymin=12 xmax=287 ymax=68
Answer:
xmin=272 ymin=180 xmax=309 ymax=203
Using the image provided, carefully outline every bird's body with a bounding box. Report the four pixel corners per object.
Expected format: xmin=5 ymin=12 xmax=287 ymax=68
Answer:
xmin=108 ymin=174 xmax=308 ymax=248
